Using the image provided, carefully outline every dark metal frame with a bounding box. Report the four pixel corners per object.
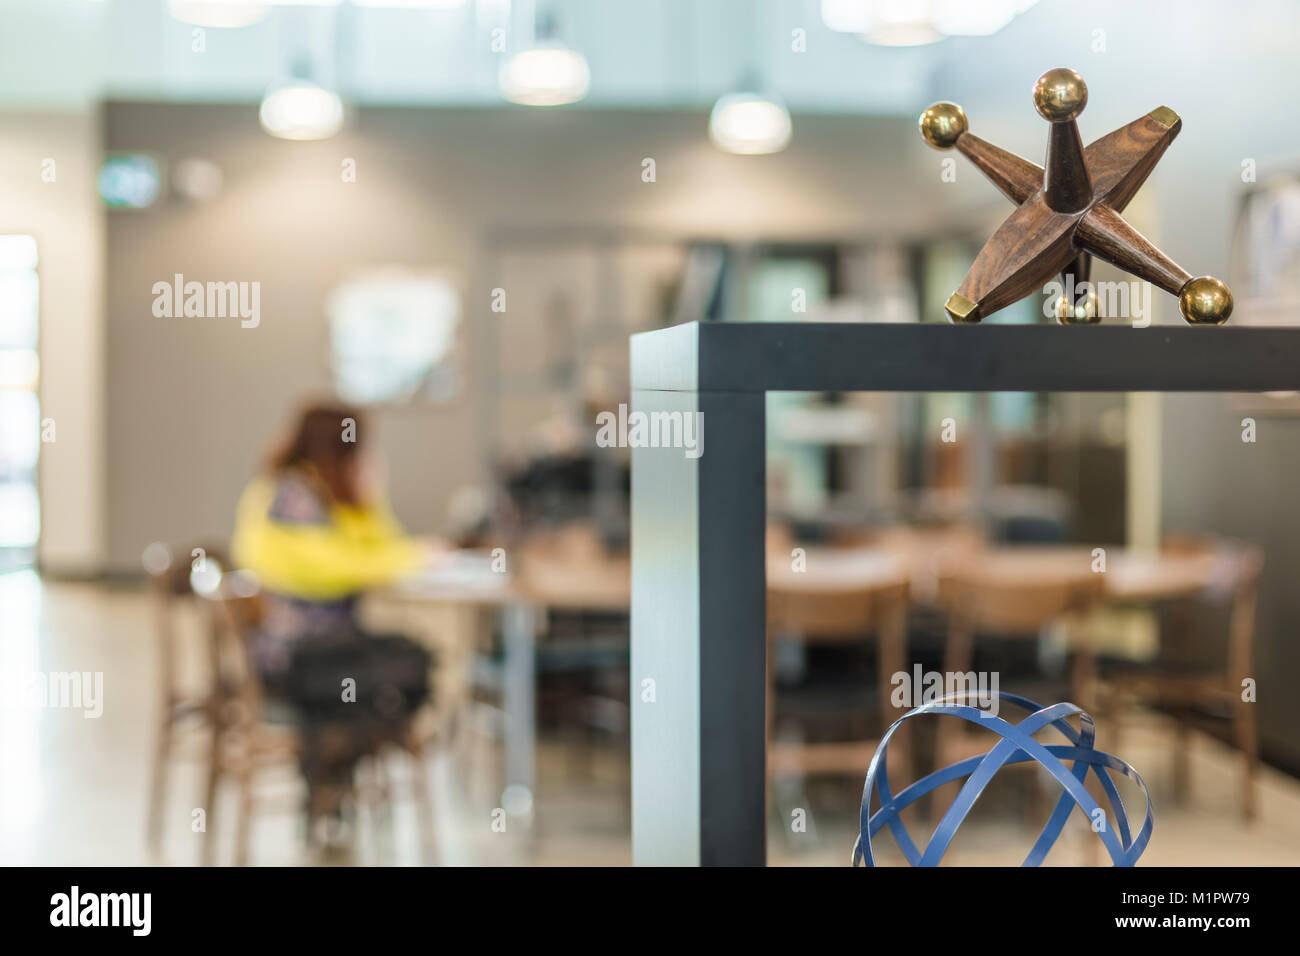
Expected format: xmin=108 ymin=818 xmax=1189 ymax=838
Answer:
xmin=629 ymin=321 xmax=1300 ymax=866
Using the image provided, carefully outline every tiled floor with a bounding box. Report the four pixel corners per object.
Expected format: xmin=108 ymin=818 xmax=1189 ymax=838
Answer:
xmin=3 ymin=571 xmax=1299 ymax=866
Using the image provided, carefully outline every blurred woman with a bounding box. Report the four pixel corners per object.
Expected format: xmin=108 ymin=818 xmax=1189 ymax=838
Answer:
xmin=233 ymin=404 xmax=437 ymax=845
xmin=232 ymin=402 xmax=425 ymax=686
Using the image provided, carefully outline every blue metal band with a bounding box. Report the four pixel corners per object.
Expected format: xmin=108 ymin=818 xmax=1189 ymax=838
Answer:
xmin=852 ymin=692 xmax=1152 ymax=867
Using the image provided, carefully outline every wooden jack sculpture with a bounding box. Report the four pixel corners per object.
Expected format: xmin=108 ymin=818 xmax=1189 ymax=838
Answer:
xmin=920 ymin=68 xmax=1232 ymax=325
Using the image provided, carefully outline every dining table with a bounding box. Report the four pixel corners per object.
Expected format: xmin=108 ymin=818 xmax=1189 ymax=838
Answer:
xmin=367 ymin=538 xmax=1219 ymax=827
xmin=363 ymin=548 xmax=631 ymax=823
xmin=765 ymin=540 xmax=1226 ymax=705
xmin=771 ymin=542 xmax=1224 ymax=605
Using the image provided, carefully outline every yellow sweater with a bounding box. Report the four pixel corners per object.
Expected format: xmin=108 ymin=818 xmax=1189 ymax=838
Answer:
xmin=232 ymin=475 xmax=422 ymax=602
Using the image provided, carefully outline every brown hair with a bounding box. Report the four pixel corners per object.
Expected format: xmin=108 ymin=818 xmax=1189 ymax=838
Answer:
xmin=268 ymin=402 xmax=367 ymax=506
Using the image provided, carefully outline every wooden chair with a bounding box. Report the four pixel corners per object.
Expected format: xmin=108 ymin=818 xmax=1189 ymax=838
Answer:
xmin=935 ymin=549 xmax=1104 ymax=784
xmin=516 ymin=531 xmax=631 ymax=806
xmin=1099 ymin=538 xmax=1263 ymax=820
xmin=144 ymin=542 xmax=231 ymax=857
xmin=928 ymin=552 xmax=1104 ymax=861
xmin=873 ymin=523 xmax=985 ymax=607
xmin=766 ymin=562 xmax=912 ymax=785
xmin=192 ymin=574 xmax=297 ymax=865
xmin=198 ymin=573 xmax=437 ymax=865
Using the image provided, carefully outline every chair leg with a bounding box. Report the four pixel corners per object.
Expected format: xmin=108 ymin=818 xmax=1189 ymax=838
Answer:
xmin=1025 ymin=770 xmax=1046 ymax=831
xmin=1172 ymin=712 xmax=1192 ymax=802
xmin=201 ymin=725 xmax=221 ymax=866
xmin=305 ymin=781 xmax=328 ymax=853
xmin=1235 ymin=697 xmax=1259 ymax=822
xmin=1067 ymin=619 xmax=1096 ymax=712
xmin=877 ymin=599 xmax=912 ymax=786
xmin=1105 ymin=685 xmax=1124 ymax=753
xmin=461 ymin=702 xmax=495 ymax=803
xmin=407 ymin=738 xmax=437 ymax=865
xmin=234 ymin=760 xmax=255 ymax=867
xmin=378 ymin=750 xmax=397 ymax=860
xmin=452 ymin=702 xmax=475 ymax=779
xmin=357 ymin=755 xmax=381 ymax=859
xmin=934 ymin=615 xmax=974 ymax=818
xmin=147 ymin=714 xmax=172 ymax=856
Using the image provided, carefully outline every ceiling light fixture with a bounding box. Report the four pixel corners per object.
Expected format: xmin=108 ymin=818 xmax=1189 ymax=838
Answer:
xmin=934 ymin=0 xmax=1038 ymax=36
xmin=500 ymin=43 xmax=591 ymax=105
xmin=351 ymin=0 xmax=466 ymax=8
xmin=259 ymin=78 xmax=345 ymax=140
xmin=820 ymin=0 xmax=873 ymax=34
xmin=820 ymin=0 xmax=1039 ymax=44
xmin=866 ymin=0 xmax=943 ymax=46
xmin=499 ymin=8 xmax=590 ymax=107
xmin=167 ymin=0 xmax=270 ymax=28
xmin=266 ymin=1 xmax=467 ymax=7
xmin=708 ymin=91 xmax=793 ymax=156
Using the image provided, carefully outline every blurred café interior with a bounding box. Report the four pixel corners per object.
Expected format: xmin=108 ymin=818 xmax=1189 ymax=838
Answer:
xmin=2 ymin=0 xmax=1300 ymax=866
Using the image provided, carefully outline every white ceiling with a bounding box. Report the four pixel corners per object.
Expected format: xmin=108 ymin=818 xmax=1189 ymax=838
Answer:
xmin=0 ymin=0 xmax=962 ymax=110
xmin=3 ymin=0 xmax=1297 ymax=159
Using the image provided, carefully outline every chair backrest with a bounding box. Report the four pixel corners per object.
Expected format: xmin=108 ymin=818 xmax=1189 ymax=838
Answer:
xmin=872 ymin=523 xmax=984 ymax=605
xmin=954 ymin=577 xmax=1102 ymax=633
xmin=768 ymin=578 xmax=909 ymax=642
xmin=143 ymin=542 xmax=230 ymax=703
xmin=939 ymin=549 xmax=1103 ymax=633
xmin=768 ymin=586 xmax=874 ymax=640
xmin=194 ymin=571 xmax=268 ymax=728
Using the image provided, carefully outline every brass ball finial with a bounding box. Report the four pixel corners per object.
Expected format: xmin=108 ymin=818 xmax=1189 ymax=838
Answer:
xmin=919 ymin=102 xmax=968 ymax=150
xmin=1033 ymin=68 xmax=1087 ymax=122
xmin=1178 ymin=276 xmax=1233 ymax=324
xmin=1055 ymin=290 xmax=1100 ymax=325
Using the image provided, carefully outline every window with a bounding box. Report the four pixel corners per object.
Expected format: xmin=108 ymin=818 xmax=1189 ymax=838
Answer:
xmin=0 ymin=235 xmax=40 ymax=567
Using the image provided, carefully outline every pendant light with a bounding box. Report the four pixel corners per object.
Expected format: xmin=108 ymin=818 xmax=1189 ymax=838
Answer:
xmin=260 ymin=10 xmax=345 ymax=143
xmin=820 ymin=0 xmax=1041 ymax=45
xmin=709 ymin=10 xmax=792 ymax=157
xmin=499 ymin=7 xmax=590 ymax=106
xmin=167 ymin=1 xmax=269 ymax=29
xmin=708 ymin=91 xmax=793 ymax=155
xmin=259 ymin=77 xmax=345 ymax=140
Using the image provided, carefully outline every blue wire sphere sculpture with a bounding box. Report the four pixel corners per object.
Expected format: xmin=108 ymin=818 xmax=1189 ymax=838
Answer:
xmin=853 ymin=692 xmax=1153 ymax=866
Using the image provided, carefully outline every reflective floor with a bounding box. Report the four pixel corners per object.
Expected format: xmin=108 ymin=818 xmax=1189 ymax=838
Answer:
xmin=3 ymin=574 xmax=1299 ymax=867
